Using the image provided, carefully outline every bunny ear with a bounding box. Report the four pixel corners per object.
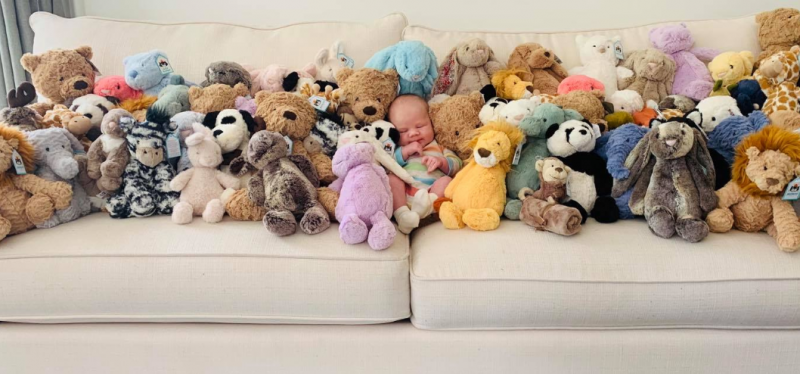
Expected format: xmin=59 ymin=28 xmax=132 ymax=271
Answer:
xmin=315 ymin=48 xmax=329 ymax=66
xmin=686 ymin=129 xmax=718 ymax=214
xmin=365 ymin=45 xmax=396 ymax=71
xmin=434 ymin=46 xmax=460 ymax=96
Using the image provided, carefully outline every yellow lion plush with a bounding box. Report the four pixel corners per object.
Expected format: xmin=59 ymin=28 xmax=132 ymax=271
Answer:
xmin=439 ymin=121 xmax=524 ymax=231
xmin=491 ymin=69 xmax=534 ymax=100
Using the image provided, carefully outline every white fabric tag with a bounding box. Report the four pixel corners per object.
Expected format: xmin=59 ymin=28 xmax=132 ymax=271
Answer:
xmin=512 ymin=139 xmax=526 ymax=166
xmin=166 ymin=133 xmax=181 ymax=159
xmin=613 ymin=40 xmax=625 ymax=61
xmin=309 ymin=96 xmax=330 ymax=112
xmin=284 ymin=135 xmax=293 ymax=155
xmin=337 ymin=53 xmax=355 ymax=68
xmin=157 ymin=55 xmax=174 ymax=75
xmin=783 ymin=178 xmax=800 ymax=201
xmin=11 ymin=149 xmax=26 ymax=175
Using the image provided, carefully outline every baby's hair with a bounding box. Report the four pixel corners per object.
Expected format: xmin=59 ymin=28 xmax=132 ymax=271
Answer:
xmin=388 ymin=94 xmax=429 ymax=123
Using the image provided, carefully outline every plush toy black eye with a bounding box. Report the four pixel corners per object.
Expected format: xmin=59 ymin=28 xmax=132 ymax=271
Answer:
xmin=592 ymin=45 xmax=596 ymax=48
xmin=466 ymin=47 xmax=470 ymax=51
xmin=143 ymin=150 xmax=147 ymax=154
xmin=621 ymin=107 xmax=624 ymax=110
xmin=355 ymin=97 xmax=359 ymax=102
xmin=59 ymin=77 xmax=64 ymax=82
xmin=45 ymin=147 xmax=50 ymax=152
xmin=681 ymin=130 xmax=686 ymax=135
xmin=455 ymin=131 xmax=459 ymax=136
xmin=62 ymin=145 xmax=65 ymax=149
xmin=475 ymin=124 xmax=480 ymax=128
xmin=729 ymin=65 xmax=734 ymax=69
xmin=764 ymin=166 xmax=768 ymax=171
xmin=655 ymin=133 xmax=659 ymax=139
xmin=377 ymin=98 xmax=381 ymax=103
xmin=219 ymin=71 xmax=225 ymax=75
xmin=711 ymin=117 xmax=716 ymax=121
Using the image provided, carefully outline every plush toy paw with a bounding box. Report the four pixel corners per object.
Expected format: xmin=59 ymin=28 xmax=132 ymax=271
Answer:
xmin=339 ymin=213 xmax=368 ymax=245
xmin=676 ymin=217 xmax=710 ymax=243
xmin=591 ymin=196 xmax=619 ymax=223
xmin=97 ymin=176 xmax=123 ymax=193
xmin=100 ymin=160 xmax=126 ymax=179
xmin=299 ymin=203 xmax=330 ymax=235
xmin=439 ymin=202 xmax=465 ymax=230
xmin=130 ymin=194 xmax=157 ymax=217
xmin=25 ymin=194 xmax=56 ymax=225
xmin=223 ymin=189 xmax=266 ymax=221
xmin=503 ymin=199 xmax=523 ymax=220
xmin=43 ymin=181 xmax=74 ymax=210
xmin=647 ymin=206 xmax=676 ymax=239
xmin=317 ymin=187 xmax=339 ymax=219
xmin=463 ymin=208 xmax=501 ymax=231
xmin=706 ymin=208 xmax=734 ymax=233
xmin=264 ymin=209 xmax=297 ymax=236
xmin=171 ymin=202 xmax=194 ymax=224
xmin=394 ymin=206 xmax=420 ymax=234
xmin=410 ymin=190 xmax=436 ymax=219
xmin=202 ymin=199 xmax=226 ymax=224
xmin=310 ymin=154 xmax=336 ymax=184
xmin=0 ymin=216 xmax=10 ymax=241
xmin=368 ymin=211 xmax=396 ymax=250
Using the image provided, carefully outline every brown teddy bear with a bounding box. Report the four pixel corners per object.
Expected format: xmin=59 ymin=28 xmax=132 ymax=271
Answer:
xmin=20 ymin=46 xmax=98 ymax=104
xmin=756 ymin=8 xmax=800 ymax=67
xmin=618 ymin=48 xmax=676 ymax=103
xmin=0 ymin=125 xmax=73 ymax=242
xmin=429 ymin=91 xmax=484 ymax=161
xmin=552 ymin=90 xmax=608 ymax=126
xmin=507 ymin=43 xmax=568 ymax=95
xmin=335 ymin=68 xmax=399 ymax=123
xmin=706 ymin=125 xmax=800 ymax=252
xmin=188 ymin=83 xmax=250 ymax=114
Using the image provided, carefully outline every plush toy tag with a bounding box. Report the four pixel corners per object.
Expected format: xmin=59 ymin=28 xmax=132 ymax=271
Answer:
xmin=166 ymin=133 xmax=181 ymax=159
xmin=284 ymin=135 xmax=293 ymax=155
xmin=512 ymin=138 xmax=526 ymax=166
xmin=613 ymin=40 xmax=625 ymax=61
xmin=11 ymin=149 xmax=26 ymax=175
xmin=156 ymin=55 xmax=174 ymax=75
xmin=382 ymin=139 xmax=396 ymax=155
xmin=337 ymin=53 xmax=355 ymax=69
xmin=782 ymin=178 xmax=800 ymax=201
xmin=308 ymin=96 xmax=330 ymax=112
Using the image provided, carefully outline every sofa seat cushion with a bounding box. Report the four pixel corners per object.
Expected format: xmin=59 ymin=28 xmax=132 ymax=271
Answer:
xmin=410 ymin=220 xmax=800 ymax=330
xmin=0 ymin=214 xmax=410 ymax=324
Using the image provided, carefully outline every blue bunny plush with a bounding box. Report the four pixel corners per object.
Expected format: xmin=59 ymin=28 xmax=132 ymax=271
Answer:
xmin=365 ymin=41 xmax=438 ymax=98
xmin=124 ymin=50 xmax=183 ymax=96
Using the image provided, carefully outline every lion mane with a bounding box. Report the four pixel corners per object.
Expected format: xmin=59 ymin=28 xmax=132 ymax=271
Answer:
xmin=732 ymin=125 xmax=800 ymax=197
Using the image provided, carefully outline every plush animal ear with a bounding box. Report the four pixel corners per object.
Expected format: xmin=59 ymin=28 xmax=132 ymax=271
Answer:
xmin=745 ymin=146 xmax=760 ymax=160
xmin=545 ymin=123 xmax=560 ymax=139
xmin=564 ymin=109 xmax=583 ymax=121
xmin=613 ymin=129 xmax=655 ymax=198
xmin=282 ymin=72 xmax=300 ymax=92
xmin=75 ymin=46 xmax=93 ymax=60
xmin=739 ymin=51 xmax=755 ymax=74
xmin=518 ymin=187 xmax=535 ymax=200
xmin=429 ymin=101 xmax=442 ymax=118
xmin=687 ymin=129 xmax=717 ymax=213
xmin=791 ymin=45 xmax=800 ymax=55
xmin=20 ymin=53 xmax=41 ymax=72
xmin=240 ymin=110 xmax=257 ymax=134
xmin=387 ymin=127 xmax=400 ymax=145
xmin=468 ymin=91 xmax=485 ymax=106
xmin=202 ymin=111 xmax=220 ymax=129
xmin=620 ymin=50 xmax=640 ymax=71
xmin=185 ymin=131 xmax=205 ymax=147
xmin=315 ymin=48 xmax=329 ymax=66
xmin=649 ymin=117 xmax=664 ymax=128
xmin=7 ymin=82 xmax=36 ymax=108
xmin=612 ymin=35 xmax=621 ymax=43
xmin=61 ymin=129 xmax=85 ymax=153
xmin=755 ymin=11 xmax=769 ymax=24
xmin=575 ymin=35 xmax=587 ymax=47
xmin=480 ymin=84 xmax=497 ymax=102
xmin=188 ymin=86 xmax=203 ymax=101
xmin=685 ymin=109 xmax=702 ymax=128
xmin=535 ymin=159 xmax=545 ymax=172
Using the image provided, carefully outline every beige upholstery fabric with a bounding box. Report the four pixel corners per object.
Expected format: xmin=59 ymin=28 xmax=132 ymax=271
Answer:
xmin=0 ymin=214 xmax=410 ymax=324
xmin=30 ymin=12 xmax=408 ymax=83
xmin=411 ymin=220 xmax=800 ymax=330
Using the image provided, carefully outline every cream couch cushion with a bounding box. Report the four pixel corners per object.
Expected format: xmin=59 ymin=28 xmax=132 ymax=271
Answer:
xmin=411 ymin=220 xmax=800 ymax=330
xmin=403 ymin=16 xmax=759 ymax=70
xmin=30 ymin=12 xmax=408 ymax=84
xmin=0 ymin=214 xmax=410 ymax=324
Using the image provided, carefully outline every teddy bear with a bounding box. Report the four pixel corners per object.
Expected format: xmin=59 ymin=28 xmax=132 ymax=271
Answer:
xmin=336 ymin=68 xmax=399 ymax=124
xmin=439 ymin=122 xmax=525 ymax=231
xmin=87 ymin=108 xmax=133 ymax=193
xmin=507 ymin=43 xmax=568 ymax=95
xmin=755 ymin=8 xmax=800 ymax=67
xmin=432 ymin=38 xmax=505 ymax=96
xmin=94 ymin=75 xmax=142 ymax=102
xmin=365 ymin=40 xmax=438 ymax=98
xmin=0 ymin=82 xmax=43 ymax=132
xmin=20 ymin=46 xmax=98 ymax=105
xmin=517 ymin=157 xmax=583 ymax=236
xmin=770 ymin=110 xmax=800 ymax=131
xmin=649 ymin=24 xmax=719 ymax=101
xmin=618 ymin=48 xmax=676 ymax=103
xmin=0 ymin=125 xmax=73 ymax=242
xmin=150 ymin=75 xmax=190 ymax=117
xmin=124 ymin=50 xmax=185 ymax=96
xmin=200 ymin=61 xmax=252 ymax=90
xmin=708 ymin=51 xmax=755 ymax=96
xmin=41 ymin=105 xmax=93 ymax=151
xmin=526 ymin=157 xmax=571 ymax=202
xmin=188 ymin=83 xmax=250 ymax=114
xmin=557 ymin=75 xmax=605 ymax=95
xmin=170 ymin=123 xmax=240 ymax=224
xmin=569 ymin=35 xmax=633 ymax=97
xmin=685 ymin=96 xmax=743 ymax=133
xmin=491 ymin=69 xmax=535 ymax=100
xmin=552 ymin=90 xmax=607 ymax=126
xmin=312 ymin=40 xmax=350 ymax=83
xmin=330 ymin=143 xmax=395 ymax=249
xmin=429 ymin=91 xmax=485 ymax=161
xmin=706 ymin=125 xmax=800 ymax=252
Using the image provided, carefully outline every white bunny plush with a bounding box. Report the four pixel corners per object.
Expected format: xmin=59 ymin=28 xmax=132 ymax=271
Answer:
xmin=569 ymin=35 xmax=633 ymax=98
xmin=313 ymin=40 xmax=351 ymax=83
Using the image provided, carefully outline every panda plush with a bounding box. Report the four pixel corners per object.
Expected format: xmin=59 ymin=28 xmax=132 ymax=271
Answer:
xmin=546 ymin=119 xmax=619 ymax=223
xmin=71 ymin=94 xmax=119 ymax=141
xmin=479 ymin=97 xmax=508 ymax=125
xmin=304 ymin=111 xmax=348 ymax=157
xmin=201 ymin=109 xmax=258 ymax=162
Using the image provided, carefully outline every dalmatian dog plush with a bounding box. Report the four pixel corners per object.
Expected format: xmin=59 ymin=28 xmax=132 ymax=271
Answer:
xmin=359 ymin=120 xmax=401 ymax=155
xmin=479 ymin=97 xmax=508 ymax=125
xmin=546 ymin=119 xmax=619 ymax=223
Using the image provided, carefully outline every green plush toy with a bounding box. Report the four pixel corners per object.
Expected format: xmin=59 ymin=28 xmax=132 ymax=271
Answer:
xmin=150 ymin=75 xmax=190 ymax=117
xmin=504 ymin=103 xmax=583 ymax=220
xmin=604 ymin=111 xmax=634 ymax=130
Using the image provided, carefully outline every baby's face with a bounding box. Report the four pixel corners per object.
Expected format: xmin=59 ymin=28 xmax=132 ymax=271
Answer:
xmin=390 ymin=97 xmax=434 ymax=146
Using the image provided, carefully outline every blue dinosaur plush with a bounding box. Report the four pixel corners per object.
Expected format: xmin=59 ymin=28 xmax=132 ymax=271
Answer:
xmin=124 ymin=50 xmax=184 ymax=96
xmin=365 ymin=41 xmax=438 ymax=98
xmin=504 ymin=103 xmax=583 ymax=220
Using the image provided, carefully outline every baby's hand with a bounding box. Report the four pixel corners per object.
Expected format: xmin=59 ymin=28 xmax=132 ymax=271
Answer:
xmin=402 ymin=142 xmax=423 ymax=160
xmin=422 ymin=156 xmax=445 ymax=173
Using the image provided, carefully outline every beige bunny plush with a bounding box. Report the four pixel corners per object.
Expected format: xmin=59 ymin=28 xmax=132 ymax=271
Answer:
xmin=432 ymin=38 xmax=504 ymax=96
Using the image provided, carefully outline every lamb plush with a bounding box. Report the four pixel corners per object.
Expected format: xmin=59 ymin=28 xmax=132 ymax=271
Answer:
xmin=365 ymin=41 xmax=438 ymax=98
xmin=124 ymin=50 xmax=183 ymax=96
xmin=150 ymin=75 xmax=190 ymax=117
xmin=608 ymin=89 xmax=644 ymax=114
xmin=313 ymin=40 xmax=350 ymax=83
xmin=170 ymin=123 xmax=241 ymax=224
xmin=686 ymin=96 xmax=742 ymax=133
xmin=649 ymin=24 xmax=719 ymax=101
xmin=618 ymin=48 xmax=676 ymax=103
xmin=507 ymin=43 xmax=568 ymax=95
xmin=432 ymin=38 xmax=505 ymax=96
xmin=87 ymin=109 xmax=133 ymax=192
xmin=499 ymin=99 xmax=537 ymax=126
xmin=200 ymin=61 xmax=251 ymax=89
xmin=0 ymin=82 xmax=42 ymax=132
xmin=569 ymin=35 xmax=632 ymax=97
xmin=330 ymin=143 xmax=396 ymax=250
xmin=94 ymin=75 xmax=142 ymax=101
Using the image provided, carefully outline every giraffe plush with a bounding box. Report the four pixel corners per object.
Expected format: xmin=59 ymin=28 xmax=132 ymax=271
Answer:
xmin=755 ymin=46 xmax=800 ymax=116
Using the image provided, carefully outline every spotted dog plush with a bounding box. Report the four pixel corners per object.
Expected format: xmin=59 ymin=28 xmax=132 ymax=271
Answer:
xmin=106 ymin=108 xmax=179 ymax=218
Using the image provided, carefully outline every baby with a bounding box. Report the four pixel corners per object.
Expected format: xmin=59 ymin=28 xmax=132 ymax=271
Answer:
xmin=388 ymin=95 xmax=462 ymax=233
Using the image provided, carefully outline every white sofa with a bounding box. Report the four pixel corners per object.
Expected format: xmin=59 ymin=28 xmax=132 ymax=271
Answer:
xmin=1 ymin=12 xmax=799 ymax=373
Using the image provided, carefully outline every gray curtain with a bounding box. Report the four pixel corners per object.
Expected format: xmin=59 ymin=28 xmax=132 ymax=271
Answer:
xmin=0 ymin=0 xmax=73 ymax=107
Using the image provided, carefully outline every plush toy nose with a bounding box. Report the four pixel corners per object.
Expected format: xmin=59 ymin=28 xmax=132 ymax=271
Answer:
xmin=760 ymin=61 xmax=782 ymax=78
xmin=477 ymin=148 xmax=491 ymax=158
xmin=665 ymin=139 xmax=677 ymax=147
xmin=475 ymin=49 xmax=485 ymax=55
xmin=362 ymin=106 xmax=377 ymax=116
xmin=648 ymin=62 xmax=658 ymax=70
xmin=767 ymin=178 xmax=779 ymax=186
xmin=514 ymin=114 xmax=524 ymax=121
xmin=283 ymin=111 xmax=297 ymax=120
xmin=213 ymin=130 xmax=223 ymax=138
xmin=598 ymin=47 xmax=606 ymax=53
xmin=716 ymin=71 xmax=727 ymax=79
xmin=73 ymin=81 xmax=88 ymax=90
xmin=555 ymin=167 xmax=564 ymax=173
xmin=128 ymin=70 xmax=138 ymax=79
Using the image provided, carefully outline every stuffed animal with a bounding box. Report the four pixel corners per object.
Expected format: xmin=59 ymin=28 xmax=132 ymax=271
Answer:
xmin=303 ymin=111 xmax=348 ymax=158
xmin=188 ymin=83 xmax=250 ymax=114
xmin=439 ymin=122 xmax=524 ymax=231
xmin=336 ymin=68 xmax=399 ymax=124
xmin=330 ymin=143 xmax=395 ymax=249
xmin=87 ymin=109 xmax=133 ymax=193
xmin=754 ymin=46 xmax=800 ymax=91
xmin=505 ymin=103 xmax=583 ymax=220
xmin=491 ymin=69 xmax=534 ymax=100
xmin=26 ymin=128 xmax=92 ymax=228
xmin=429 ymin=91 xmax=485 ymax=160
xmin=119 ymin=95 xmax=157 ymax=122
xmin=546 ymin=119 xmax=618 ymax=223
xmin=528 ymin=157 xmax=570 ymax=202
xmin=70 ymin=94 xmax=119 ymax=134
xmin=649 ymin=24 xmax=718 ymax=101
xmin=248 ymin=64 xmax=314 ymax=95
xmin=770 ymin=110 xmax=800 ymax=131
xmin=552 ymin=90 xmax=607 ymax=125
xmin=200 ymin=61 xmax=251 ymax=89
xmin=106 ymin=109 xmax=179 ymax=218
xmin=365 ymin=40 xmax=437 ymax=98
xmin=20 ymin=46 xmax=97 ymax=104
xmin=247 ymin=130 xmax=330 ymax=236
xmin=479 ymin=97 xmax=508 ymax=125
xmin=313 ymin=40 xmax=350 ymax=83
xmin=94 ymin=75 xmax=142 ymax=101
xmin=707 ymin=111 xmax=771 ymax=164
xmin=499 ymin=99 xmax=537 ymax=126
xmin=149 ymin=75 xmax=190 ymax=117
xmin=41 ymin=105 xmax=93 ymax=151
xmin=336 ymin=125 xmax=420 ymax=188
xmin=235 ymin=96 xmax=256 ymax=116
xmin=201 ymin=109 xmax=257 ymax=161
xmin=612 ymin=117 xmax=717 ymax=242
xmin=0 ymin=82 xmax=42 ymax=131
xmin=685 ymin=96 xmax=743 ymax=133
xmin=167 ymin=111 xmax=206 ymax=172
xmin=659 ymin=94 xmax=696 ymax=113
xmin=755 ymin=8 xmax=800 ymax=66
xmin=706 ymin=125 xmax=800 ymax=252
xmin=599 ymin=123 xmax=650 ymax=219
xmin=608 ymin=89 xmax=644 ymax=114
xmin=618 ymin=48 xmax=676 ymax=103
xmin=507 ymin=43 xmax=568 ymax=95
xmin=569 ymin=35 xmax=632 ymax=97
xmin=605 ymin=112 xmax=635 ymax=130
xmin=518 ymin=188 xmax=583 ymax=236
xmin=123 ymin=50 xmax=186 ymax=96
xmin=708 ymin=51 xmax=755 ymax=96
xmin=432 ymin=38 xmax=504 ymax=96
xmin=729 ymin=80 xmax=768 ymax=116
xmin=170 ymin=123 xmax=240 ymax=224
xmin=299 ymin=82 xmax=344 ymax=115
xmin=557 ymin=75 xmax=605 ymax=95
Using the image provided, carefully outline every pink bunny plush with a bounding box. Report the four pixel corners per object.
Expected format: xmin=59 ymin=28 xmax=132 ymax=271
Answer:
xmin=248 ymin=64 xmax=316 ymax=95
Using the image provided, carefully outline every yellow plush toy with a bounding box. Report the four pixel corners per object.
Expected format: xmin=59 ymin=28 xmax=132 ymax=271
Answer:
xmin=708 ymin=51 xmax=755 ymax=96
xmin=439 ymin=121 xmax=524 ymax=231
xmin=491 ymin=69 xmax=534 ymax=100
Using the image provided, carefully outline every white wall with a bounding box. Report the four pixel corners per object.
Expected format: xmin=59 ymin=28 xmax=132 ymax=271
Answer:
xmin=74 ymin=0 xmax=797 ymax=32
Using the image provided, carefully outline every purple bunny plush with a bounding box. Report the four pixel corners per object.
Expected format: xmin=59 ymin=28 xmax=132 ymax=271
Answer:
xmin=330 ymin=143 xmax=396 ymax=250
xmin=649 ymin=24 xmax=719 ymax=101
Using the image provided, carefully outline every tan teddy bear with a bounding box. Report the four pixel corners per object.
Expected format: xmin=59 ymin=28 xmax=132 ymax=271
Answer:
xmin=755 ymin=8 xmax=800 ymax=67
xmin=553 ymin=90 xmax=608 ymax=126
xmin=188 ymin=83 xmax=250 ymax=114
xmin=20 ymin=46 xmax=98 ymax=104
xmin=336 ymin=68 xmax=399 ymax=124
xmin=429 ymin=91 xmax=485 ymax=161
xmin=507 ymin=43 xmax=568 ymax=95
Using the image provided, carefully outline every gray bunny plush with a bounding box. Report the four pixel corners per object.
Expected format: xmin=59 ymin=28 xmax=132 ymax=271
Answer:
xmin=612 ymin=117 xmax=718 ymax=242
